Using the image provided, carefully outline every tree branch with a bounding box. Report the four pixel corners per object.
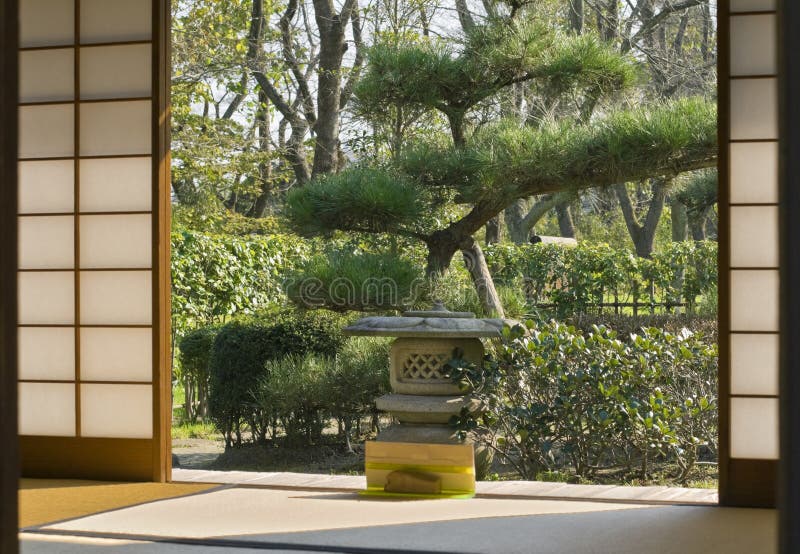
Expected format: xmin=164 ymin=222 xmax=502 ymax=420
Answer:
xmin=280 ymin=0 xmax=317 ymax=126
xmin=623 ymin=0 xmax=704 ymax=53
xmin=340 ymin=5 xmax=365 ymax=109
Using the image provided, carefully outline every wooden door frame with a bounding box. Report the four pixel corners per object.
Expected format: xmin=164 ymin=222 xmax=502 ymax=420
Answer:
xmin=780 ymin=0 xmax=800 ymax=551
xmin=4 ymin=3 xmax=800 ymax=552
xmin=1 ymin=0 xmax=18 ymax=550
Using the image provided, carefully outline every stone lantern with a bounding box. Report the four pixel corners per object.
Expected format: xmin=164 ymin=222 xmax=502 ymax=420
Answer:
xmin=344 ymin=301 xmax=513 ymax=471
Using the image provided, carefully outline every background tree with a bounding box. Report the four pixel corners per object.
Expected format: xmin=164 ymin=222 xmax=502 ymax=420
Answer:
xmin=171 ymin=0 xmax=367 ymax=227
xmin=286 ymin=18 xmax=717 ymax=316
xmin=501 ymin=0 xmax=716 ymax=248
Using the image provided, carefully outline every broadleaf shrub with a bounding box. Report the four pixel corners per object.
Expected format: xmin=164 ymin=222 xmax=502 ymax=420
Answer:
xmin=448 ymin=320 xmax=717 ymax=484
xmin=483 ymin=240 xmax=718 ymax=316
xmin=171 ymin=229 xmax=311 ymax=335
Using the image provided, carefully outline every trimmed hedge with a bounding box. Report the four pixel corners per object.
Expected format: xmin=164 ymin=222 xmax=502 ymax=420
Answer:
xmin=177 ymin=325 xmax=220 ymax=422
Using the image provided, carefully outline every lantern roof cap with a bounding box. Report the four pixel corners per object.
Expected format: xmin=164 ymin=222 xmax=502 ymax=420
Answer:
xmin=344 ymin=301 xmax=515 ymax=338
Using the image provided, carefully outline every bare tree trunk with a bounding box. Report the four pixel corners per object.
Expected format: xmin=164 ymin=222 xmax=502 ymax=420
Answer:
xmin=569 ymin=0 xmax=584 ymax=33
xmin=248 ymin=90 xmax=273 ymax=218
xmin=671 ymin=197 xmax=688 ymax=242
xmin=485 ymin=214 xmax=503 ymax=245
xmin=454 ymin=0 xmax=476 ymax=32
xmin=689 ymin=207 xmax=709 ymax=241
xmin=504 ymin=199 xmax=530 ymax=243
xmin=556 ymin=203 xmax=576 ymax=238
xmin=615 ymin=179 xmax=669 ymax=258
xmin=701 ymin=0 xmax=711 ymax=62
xmin=461 ymin=238 xmax=505 ymax=317
xmin=600 ymin=0 xmax=618 ymax=41
xmin=311 ymin=0 xmax=350 ymax=178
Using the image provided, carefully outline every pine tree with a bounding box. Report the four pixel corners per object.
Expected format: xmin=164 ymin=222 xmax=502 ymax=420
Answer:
xmin=286 ymin=20 xmax=717 ymax=316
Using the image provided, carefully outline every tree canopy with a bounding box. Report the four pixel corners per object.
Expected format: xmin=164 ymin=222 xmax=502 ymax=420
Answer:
xmin=285 ymin=19 xmax=717 ymax=316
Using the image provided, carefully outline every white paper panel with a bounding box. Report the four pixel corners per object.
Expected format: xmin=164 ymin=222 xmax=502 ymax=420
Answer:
xmin=730 ymin=142 xmax=778 ymax=204
xmin=80 ymin=0 xmax=152 ymax=44
xmin=19 ymin=382 xmax=75 ymax=436
xmin=80 ymin=215 xmax=151 ymax=269
xmin=80 ymin=157 xmax=152 ymax=212
xmin=80 ymin=44 xmax=152 ymax=100
xmin=730 ymin=270 xmax=779 ymax=332
xmin=20 ymin=48 xmax=75 ymax=103
xmin=730 ymin=79 xmax=778 ymax=141
xmin=730 ymin=206 xmax=778 ymax=268
xmin=80 ymin=101 xmax=151 ymax=156
xmin=19 ymin=104 xmax=75 ymax=159
xmin=730 ymin=15 xmax=776 ymax=76
xmin=80 ymin=384 xmax=152 ymax=438
xmin=18 ymin=271 xmax=75 ymax=325
xmin=18 ymin=160 xmax=75 ymax=214
xmin=80 ymin=271 xmax=152 ymax=325
xmin=80 ymin=328 xmax=152 ymax=382
xmin=731 ymin=397 xmax=779 ymax=459
xmin=730 ymin=0 xmax=776 ymax=12
xmin=18 ymin=216 xmax=75 ymax=269
xmin=731 ymin=334 xmax=779 ymax=396
xmin=18 ymin=327 xmax=75 ymax=381
xmin=20 ymin=0 xmax=75 ymax=48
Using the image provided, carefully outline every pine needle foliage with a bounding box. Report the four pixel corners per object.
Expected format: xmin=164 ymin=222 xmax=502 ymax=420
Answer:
xmin=286 ymin=251 xmax=422 ymax=312
xmin=396 ymin=97 xmax=716 ymax=205
xmin=285 ymin=168 xmax=424 ymax=237
xmin=354 ymin=21 xmax=634 ymax=121
xmin=677 ymin=169 xmax=718 ymax=217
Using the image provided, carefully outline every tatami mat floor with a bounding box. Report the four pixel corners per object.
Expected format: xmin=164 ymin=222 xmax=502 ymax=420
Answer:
xmin=20 ymin=483 xmax=769 ymax=554
xmin=171 ymin=468 xmax=719 ymax=505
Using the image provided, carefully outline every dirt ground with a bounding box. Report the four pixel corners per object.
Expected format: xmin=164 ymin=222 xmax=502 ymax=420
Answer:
xmin=172 ymin=437 xmax=366 ymax=474
xmin=172 ymin=438 xmax=225 ymax=469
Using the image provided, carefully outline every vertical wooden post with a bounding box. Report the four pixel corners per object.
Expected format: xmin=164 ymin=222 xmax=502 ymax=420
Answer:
xmin=0 ymin=0 xmax=19 ymax=549
xmin=780 ymin=0 xmax=800 ymax=549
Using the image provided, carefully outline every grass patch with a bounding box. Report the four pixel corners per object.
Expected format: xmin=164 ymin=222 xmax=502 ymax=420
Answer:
xmin=172 ymin=421 xmax=220 ymax=440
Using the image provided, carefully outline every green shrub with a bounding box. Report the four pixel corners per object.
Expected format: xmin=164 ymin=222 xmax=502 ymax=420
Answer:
xmin=565 ymin=313 xmax=717 ymax=344
xmin=483 ymin=240 xmax=718 ymax=317
xmin=171 ymin=229 xmax=311 ymax=335
xmin=327 ymin=338 xmax=391 ymax=447
xmin=450 ymin=320 xmax=717 ymax=484
xmin=208 ymin=309 xmax=347 ymax=448
xmin=251 ymin=337 xmax=391 ymax=449
xmin=258 ymin=354 xmax=332 ymax=445
xmin=178 ymin=325 xmax=220 ymax=422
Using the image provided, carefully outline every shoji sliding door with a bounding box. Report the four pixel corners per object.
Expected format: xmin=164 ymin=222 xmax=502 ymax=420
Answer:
xmin=17 ymin=0 xmax=170 ymax=481
xmin=720 ymin=0 xmax=779 ymax=507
